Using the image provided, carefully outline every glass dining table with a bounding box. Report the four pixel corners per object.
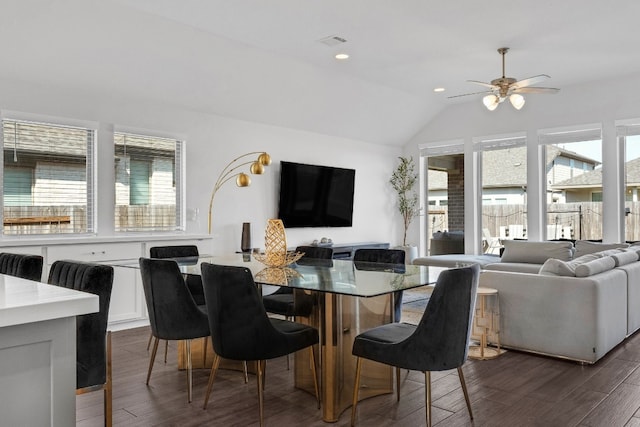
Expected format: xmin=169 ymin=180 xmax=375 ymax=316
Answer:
xmin=116 ymin=253 xmax=446 ymax=422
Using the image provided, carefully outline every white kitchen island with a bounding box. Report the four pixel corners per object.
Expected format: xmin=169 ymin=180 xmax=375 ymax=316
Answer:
xmin=0 ymin=274 xmax=98 ymax=426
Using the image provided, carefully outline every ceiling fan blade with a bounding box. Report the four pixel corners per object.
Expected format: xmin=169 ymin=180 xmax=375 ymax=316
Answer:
xmin=513 ymin=87 xmax=560 ymax=94
xmin=467 ymin=80 xmax=498 ymax=89
xmin=512 ymin=74 xmax=550 ymax=88
xmin=447 ymin=90 xmax=494 ymax=99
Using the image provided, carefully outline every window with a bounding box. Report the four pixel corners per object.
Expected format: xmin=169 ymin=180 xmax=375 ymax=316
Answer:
xmin=421 ymin=141 xmax=464 ymax=255
xmin=476 ymin=134 xmax=527 ymax=252
xmin=619 ymin=122 xmax=640 ymax=241
xmin=114 ymin=132 xmax=183 ymax=232
xmin=129 ymin=159 xmax=150 ymax=205
xmin=540 ymin=126 xmax=602 ymax=240
xmin=2 ymin=118 xmax=94 ymax=235
xmin=4 ymin=167 xmax=33 ymax=206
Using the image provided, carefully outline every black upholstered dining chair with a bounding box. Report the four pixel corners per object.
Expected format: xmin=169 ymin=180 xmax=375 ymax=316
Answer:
xmin=147 ymin=245 xmax=205 ymax=357
xmin=139 ymin=257 xmax=211 ymax=403
xmin=350 ymin=264 xmax=480 ymax=427
xmin=0 ymin=252 xmax=43 ymax=281
xmin=149 ymin=246 xmax=250 ymax=383
xmin=262 ymin=245 xmax=334 ymax=319
xmin=48 ymin=260 xmax=114 ymax=427
xmin=201 ymin=263 xmax=320 ymax=426
xmin=353 ymin=248 xmax=406 ymax=321
xmin=149 ymin=245 xmax=205 ymax=305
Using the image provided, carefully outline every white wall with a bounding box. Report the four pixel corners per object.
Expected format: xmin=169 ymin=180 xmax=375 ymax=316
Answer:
xmin=0 ymin=79 xmax=402 ymax=254
xmin=405 ymin=72 xmax=640 ymax=249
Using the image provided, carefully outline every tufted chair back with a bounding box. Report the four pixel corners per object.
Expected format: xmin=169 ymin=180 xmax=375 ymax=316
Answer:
xmin=0 ymin=252 xmax=44 ymax=281
xmin=48 ymin=260 xmax=114 ymax=389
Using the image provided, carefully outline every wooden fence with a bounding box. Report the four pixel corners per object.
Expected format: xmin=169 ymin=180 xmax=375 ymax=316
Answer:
xmin=2 ymin=205 xmax=177 ymax=234
xmin=4 ymin=206 xmax=85 ymax=234
xmin=115 ymin=205 xmax=177 ymax=231
xmin=429 ymin=202 xmax=640 ymax=251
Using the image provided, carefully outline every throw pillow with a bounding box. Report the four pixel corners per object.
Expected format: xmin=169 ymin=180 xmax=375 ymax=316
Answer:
xmin=611 ymin=251 xmax=639 ymax=267
xmin=624 ymin=246 xmax=640 ymax=257
xmin=538 ymin=253 xmax=603 ymax=277
xmin=501 ymin=240 xmax=574 ymax=264
xmin=539 ymin=259 xmax=574 ymax=276
xmin=574 ymin=240 xmax=630 ymax=258
xmin=574 ymin=256 xmax=616 ymax=277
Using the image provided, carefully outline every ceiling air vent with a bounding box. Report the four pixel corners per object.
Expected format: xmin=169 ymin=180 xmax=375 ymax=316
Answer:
xmin=317 ymin=35 xmax=347 ymax=47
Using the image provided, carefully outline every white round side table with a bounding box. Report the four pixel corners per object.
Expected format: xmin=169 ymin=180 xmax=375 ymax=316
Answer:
xmin=468 ymin=286 xmax=506 ymax=360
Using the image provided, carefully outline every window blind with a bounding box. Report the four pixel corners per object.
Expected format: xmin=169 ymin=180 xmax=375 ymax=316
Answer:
xmin=1 ymin=119 xmax=94 ymax=235
xmin=617 ymin=123 xmax=640 ymax=137
xmin=419 ymin=141 xmax=464 ymax=157
xmin=538 ymin=127 xmax=602 ymax=145
xmin=474 ymin=134 xmax=526 ymax=152
xmin=114 ymin=132 xmax=183 ymax=232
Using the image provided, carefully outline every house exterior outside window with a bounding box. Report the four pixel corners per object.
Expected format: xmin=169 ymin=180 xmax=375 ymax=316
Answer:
xmin=114 ymin=132 xmax=183 ymax=232
xmin=2 ymin=118 xmax=94 ymax=235
xmin=476 ymin=134 xmax=528 ymax=249
xmin=541 ymin=126 xmax=602 ymax=240
xmin=619 ymin=123 xmax=640 ymax=241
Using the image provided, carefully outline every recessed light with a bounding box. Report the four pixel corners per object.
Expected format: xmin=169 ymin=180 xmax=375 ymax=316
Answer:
xmin=335 ymin=53 xmax=350 ymax=60
xmin=433 ymin=87 xmax=446 ymax=93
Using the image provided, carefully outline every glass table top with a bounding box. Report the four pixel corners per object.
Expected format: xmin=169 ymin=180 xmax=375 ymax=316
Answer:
xmin=113 ymin=254 xmax=447 ymax=298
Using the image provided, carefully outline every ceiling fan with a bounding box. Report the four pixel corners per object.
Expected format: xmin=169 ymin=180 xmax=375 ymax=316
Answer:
xmin=449 ymin=47 xmax=560 ymax=111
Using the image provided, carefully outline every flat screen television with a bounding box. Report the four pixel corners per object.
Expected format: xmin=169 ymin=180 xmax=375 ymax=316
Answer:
xmin=278 ymin=161 xmax=355 ymax=228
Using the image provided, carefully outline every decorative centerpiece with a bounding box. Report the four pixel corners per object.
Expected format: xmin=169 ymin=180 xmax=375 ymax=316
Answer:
xmin=252 ymin=219 xmax=304 ymax=267
xmin=255 ymin=267 xmax=301 ymax=285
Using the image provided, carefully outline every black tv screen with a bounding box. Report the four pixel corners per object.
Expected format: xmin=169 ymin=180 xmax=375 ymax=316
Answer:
xmin=278 ymin=161 xmax=355 ymax=228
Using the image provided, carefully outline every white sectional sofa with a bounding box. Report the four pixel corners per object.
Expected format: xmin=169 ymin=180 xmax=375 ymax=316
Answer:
xmin=414 ymin=240 xmax=640 ymax=363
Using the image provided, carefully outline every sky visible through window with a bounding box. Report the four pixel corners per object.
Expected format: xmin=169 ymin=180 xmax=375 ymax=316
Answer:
xmin=628 ymin=136 xmax=640 ymax=161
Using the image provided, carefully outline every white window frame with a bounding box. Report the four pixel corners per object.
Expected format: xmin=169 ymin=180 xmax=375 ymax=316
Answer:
xmin=617 ymin=119 xmax=640 ymax=241
xmin=473 ymin=132 xmax=527 ymax=251
xmin=538 ymin=123 xmax=603 ymax=241
xmin=113 ymin=127 xmax=186 ymax=233
xmin=0 ymin=110 xmax=97 ymax=236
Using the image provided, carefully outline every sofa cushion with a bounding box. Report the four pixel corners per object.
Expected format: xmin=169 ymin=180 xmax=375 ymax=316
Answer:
xmin=485 ymin=262 xmax=545 ymax=274
xmin=611 ymin=251 xmax=639 ymax=267
xmin=574 ymin=256 xmax=616 ymax=277
xmin=431 ymin=231 xmax=464 ymax=241
xmin=574 ymin=240 xmax=630 ymax=258
xmin=539 ymin=253 xmax=603 ymax=277
xmin=413 ymin=254 xmax=499 ymax=268
xmin=539 ymin=259 xmax=574 ymax=276
xmin=500 ymin=240 xmax=574 ymax=264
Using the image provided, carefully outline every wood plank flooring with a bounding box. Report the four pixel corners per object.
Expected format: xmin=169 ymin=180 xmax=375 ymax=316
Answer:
xmin=78 ymin=317 xmax=640 ymax=426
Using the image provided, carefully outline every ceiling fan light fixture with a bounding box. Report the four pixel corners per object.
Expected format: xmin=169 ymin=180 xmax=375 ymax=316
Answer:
xmin=509 ymin=93 xmax=525 ymax=110
xmin=483 ymin=94 xmax=499 ymax=111
xmin=450 ymin=47 xmax=558 ymax=110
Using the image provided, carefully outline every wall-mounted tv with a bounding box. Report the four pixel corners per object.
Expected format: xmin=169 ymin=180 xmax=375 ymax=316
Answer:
xmin=278 ymin=161 xmax=355 ymax=228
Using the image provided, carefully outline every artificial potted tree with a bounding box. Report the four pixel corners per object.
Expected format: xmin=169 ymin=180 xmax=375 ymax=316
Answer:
xmin=390 ymin=156 xmax=420 ymax=263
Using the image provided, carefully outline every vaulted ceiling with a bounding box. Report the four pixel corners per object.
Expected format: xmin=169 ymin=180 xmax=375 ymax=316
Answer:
xmin=3 ymin=0 xmax=640 ymax=146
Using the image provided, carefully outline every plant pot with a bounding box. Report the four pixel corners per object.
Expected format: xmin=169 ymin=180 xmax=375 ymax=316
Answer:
xmin=394 ymin=245 xmax=418 ymax=264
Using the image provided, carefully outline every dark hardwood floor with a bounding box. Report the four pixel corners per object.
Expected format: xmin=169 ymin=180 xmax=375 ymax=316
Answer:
xmin=78 ymin=317 xmax=640 ymax=426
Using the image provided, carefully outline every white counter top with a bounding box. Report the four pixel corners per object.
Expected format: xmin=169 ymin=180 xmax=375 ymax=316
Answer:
xmin=0 ymin=275 xmax=98 ymax=328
